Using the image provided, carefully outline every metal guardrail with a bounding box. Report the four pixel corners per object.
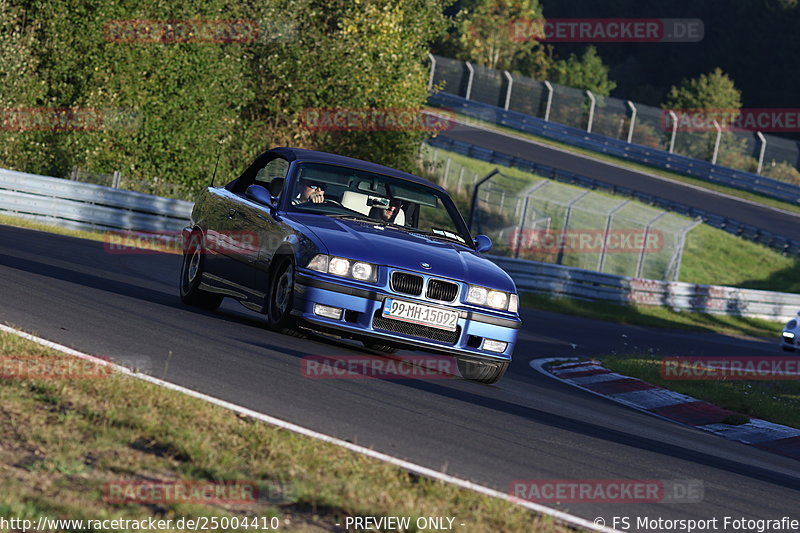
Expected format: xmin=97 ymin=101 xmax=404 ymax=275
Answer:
xmin=427 ymin=135 xmax=800 ymax=257
xmin=0 ymin=167 xmax=192 ymax=232
xmin=1 ymin=166 xmax=797 ymax=322
xmin=490 ymin=255 xmax=800 ymax=322
xmin=429 ymin=92 xmax=800 ymax=207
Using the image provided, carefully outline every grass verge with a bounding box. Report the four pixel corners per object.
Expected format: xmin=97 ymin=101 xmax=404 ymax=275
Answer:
xmin=431 ymin=108 xmax=800 ymax=216
xmin=598 ymin=354 xmax=800 ymax=429
xmin=423 ymin=145 xmax=800 ymax=293
xmin=0 ymin=329 xmax=567 ymax=532
xmin=521 ymin=293 xmax=784 ymax=339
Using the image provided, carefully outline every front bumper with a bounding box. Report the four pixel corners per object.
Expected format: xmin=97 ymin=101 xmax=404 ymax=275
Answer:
xmin=293 ymin=270 xmax=520 ymax=362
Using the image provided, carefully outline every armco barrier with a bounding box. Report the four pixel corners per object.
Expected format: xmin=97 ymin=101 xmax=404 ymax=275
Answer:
xmin=426 ymin=135 xmax=800 ymax=257
xmin=0 ymin=167 xmax=192 ymax=232
xmin=429 ymin=92 xmax=800 ymax=206
xmin=490 ymin=255 xmax=800 ymax=322
xmin=1 ymin=166 xmax=797 ymax=321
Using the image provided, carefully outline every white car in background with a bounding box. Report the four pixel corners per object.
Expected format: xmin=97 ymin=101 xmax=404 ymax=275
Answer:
xmin=782 ymin=314 xmax=800 ymax=351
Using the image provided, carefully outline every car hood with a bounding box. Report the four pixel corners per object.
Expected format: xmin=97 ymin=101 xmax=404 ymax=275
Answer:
xmin=286 ymin=213 xmax=516 ymax=292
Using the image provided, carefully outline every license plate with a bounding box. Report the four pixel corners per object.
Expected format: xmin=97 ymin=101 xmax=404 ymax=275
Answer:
xmin=382 ymin=298 xmax=458 ymax=331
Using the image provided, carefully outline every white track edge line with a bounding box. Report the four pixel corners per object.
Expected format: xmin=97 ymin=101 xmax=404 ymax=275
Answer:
xmin=0 ymin=323 xmax=619 ymax=533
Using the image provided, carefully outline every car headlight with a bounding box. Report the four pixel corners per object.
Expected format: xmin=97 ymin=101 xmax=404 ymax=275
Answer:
xmin=466 ymin=284 xmax=517 ymax=312
xmin=307 ymin=254 xmax=377 ymax=282
xmin=787 ymin=319 xmax=797 ymax=330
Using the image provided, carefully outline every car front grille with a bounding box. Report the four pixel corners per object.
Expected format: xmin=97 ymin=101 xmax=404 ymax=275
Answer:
xmin=426 ymin=279 xmax=458 ymax=302
xmin=391 ymin=272 xmax=423 ymax=296
xmin=372 ymin=311 xmax=460 ymax=344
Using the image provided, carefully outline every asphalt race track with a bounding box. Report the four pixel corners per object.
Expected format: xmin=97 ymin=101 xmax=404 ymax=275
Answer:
xmin=439 ymin=121 xmax=800 ymax=241
xmin=2 ymin=225 xmax=799 ymax=531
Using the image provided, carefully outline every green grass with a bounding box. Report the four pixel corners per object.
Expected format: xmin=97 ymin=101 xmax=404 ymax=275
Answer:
xmin=424 ymin=147 xmax=800 ymax=293
xmin=0 ymin=329 xmax=568 ymax=532
xmin=430 ymin=107 xmax=800 ymax=216
xmin=599 ymin=355 xmax=800 ymax=429
xmin=521 ymin=293 xmax=784 ymax=339
xmin=681 ymin=224 xmax=800 ymax=292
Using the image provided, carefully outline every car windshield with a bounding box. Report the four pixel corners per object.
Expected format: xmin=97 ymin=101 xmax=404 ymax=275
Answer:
xmin=288 ymin=162 xmax=472 ymax=246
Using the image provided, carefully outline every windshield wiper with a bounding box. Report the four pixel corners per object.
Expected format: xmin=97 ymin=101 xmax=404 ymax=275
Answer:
xmin=412 ymin=230 xmax=467 ymax=245
xmin=330 ymin=214 xmax=376 ymax=223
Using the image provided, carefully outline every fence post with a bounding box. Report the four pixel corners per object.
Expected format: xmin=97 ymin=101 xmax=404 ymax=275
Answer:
xmin=756 ymin=131 xmax=767 ymax=175
xmin=636 ymin=211 xmax=667 ymax=278
xmin=503 ymin=71 xmax=513 ymax=111
xmin=443 ymin=157 xmax=452 ymax=187
xmin=597 ymin=199 xmax=630 ymax=272
xmin=668 ymin=111 xmax=678 ymax=153
xmin=457 ymin=167 xmax=464 ymax=192
xmin=585 ymin=91 xmax=596 ymax=133
xmin=427 ymin=53 xmax=436 ymax=92
xmin=556 ymin=190 xmax=591 ymax=265
xmin=467 ymin=169 xmax=499 ymax=232
xmin=515 ymin=195 xmax=531 ymax=258
xmin=711 ymin=120 xmax=722 ymax=165
xmin=670 ymin=219 xmax=703 ymax=281
xmin=112 ymin=170 xmax=121 ymax=188
xmin=543 ymin=81 xmax=553 ymax=122
xmin=626 ymin=101 xmax=637 ymax=143
xmin=465 ymin=62 xmax=475 ymax=100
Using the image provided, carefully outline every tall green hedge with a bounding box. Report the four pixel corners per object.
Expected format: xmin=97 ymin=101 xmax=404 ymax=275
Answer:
xmin=0 ymin=0 xmax=448 ymax=197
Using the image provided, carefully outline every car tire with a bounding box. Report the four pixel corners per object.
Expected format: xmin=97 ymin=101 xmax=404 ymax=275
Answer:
xmin=457 ymin=359 xmax=508 ymax=384
xmin=266 ymin=256 xmax=300 ymax=334
xmin=363 ymin=341 xmax=398 ymax=354
xmin=179 ymin=233 xmax=223 ymax=310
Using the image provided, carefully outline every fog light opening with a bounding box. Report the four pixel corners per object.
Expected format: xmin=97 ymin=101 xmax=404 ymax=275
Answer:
xmin=314 ymin=304 xmax=343 ymax=320
xmin=482 ymin=338 xmax=507 ymax=353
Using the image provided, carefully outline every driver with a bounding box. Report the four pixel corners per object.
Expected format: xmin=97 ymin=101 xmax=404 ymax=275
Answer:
xmin=293 ymin=179 xmax=326 ymax=205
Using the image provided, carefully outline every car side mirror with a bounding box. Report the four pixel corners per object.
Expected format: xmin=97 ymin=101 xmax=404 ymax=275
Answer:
xmin=245 ymin=184 xmax=277 ymax=209
xmin=474 ymin=234 xmax=492 ymax=253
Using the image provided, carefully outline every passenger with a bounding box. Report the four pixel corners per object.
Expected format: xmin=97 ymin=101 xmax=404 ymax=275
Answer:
xmin=369 ymin=198 xmax=402 ymax=223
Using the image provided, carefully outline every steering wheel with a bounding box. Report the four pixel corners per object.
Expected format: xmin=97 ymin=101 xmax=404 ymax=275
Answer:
xmin=323 ymin=199 xmax=343 ymax=207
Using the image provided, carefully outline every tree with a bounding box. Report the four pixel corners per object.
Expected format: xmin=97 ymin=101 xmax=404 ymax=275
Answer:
xmin=663 ymin=68 xmax=745 ymax=164
xmin=0 ymin=0 xmax=448 ymax=194
xmin=550 ymin=46 xmax=616 ymax=96
xmin=455 ymin=0 xmax=545 ymax=72
xmin=664 ymin=68 xmax=742 ymax=111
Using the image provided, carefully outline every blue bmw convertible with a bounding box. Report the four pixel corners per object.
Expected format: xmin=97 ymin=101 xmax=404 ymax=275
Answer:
xmin=180 ymin=147 xmax=521 ymax=383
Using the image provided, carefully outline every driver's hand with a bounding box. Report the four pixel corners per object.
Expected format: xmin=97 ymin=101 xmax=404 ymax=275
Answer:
xmin=310 ymin=191 xmax=325 ymax=203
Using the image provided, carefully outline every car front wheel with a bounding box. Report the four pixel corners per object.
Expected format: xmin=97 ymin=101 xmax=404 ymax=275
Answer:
xmin=457 ymin=359 xmax=508 ymax=384
xmin=266 ymin=256 xmax=300 ymax=334
xmin=179 ymin=233 xmax=223 ymax=310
